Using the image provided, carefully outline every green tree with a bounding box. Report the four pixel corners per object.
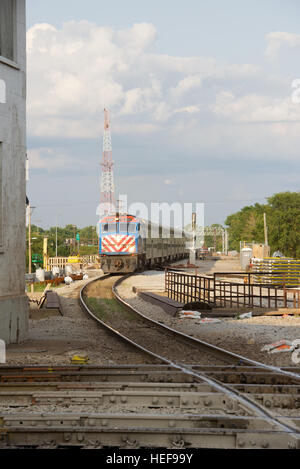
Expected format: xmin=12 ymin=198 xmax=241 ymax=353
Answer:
xmin=267 ymin=192 xmax=300 ymax=258
xmin=225 ymin=191 xmax=300 ymax=257
xmin=26 ymin=223 xmax=99 ymax=271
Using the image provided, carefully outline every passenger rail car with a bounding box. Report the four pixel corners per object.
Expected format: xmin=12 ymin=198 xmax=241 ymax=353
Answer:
xmin=99 ymin=214 xmax=188 ymax=273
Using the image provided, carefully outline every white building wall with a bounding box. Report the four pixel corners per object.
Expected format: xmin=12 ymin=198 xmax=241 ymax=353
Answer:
xmin=0 ymin=0 xmax=28 ymax=343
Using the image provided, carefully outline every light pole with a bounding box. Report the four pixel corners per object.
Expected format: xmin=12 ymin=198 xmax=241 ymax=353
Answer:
xmin=72 ymin=225 xmax=76 ymax=255
xmin=55 ymin=214 xmax=61 ymax=257
xmin=27 ymin=204 xmax=36 ymax=293
xmin=28 ymin=203 xmax=31 ymax=276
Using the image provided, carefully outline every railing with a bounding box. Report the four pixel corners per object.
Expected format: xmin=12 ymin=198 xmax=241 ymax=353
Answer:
xmin=213 ymin=271 xmax=283 ymax=309
xmin=284 ymin=288 xmax=300 ymax=308
xmin=48 ymin=257 xmax=71 ymax=269
xmin=48 ymin=255 xmax=99 ymax=269
xmin=165 ymin=269 xmax=299 ymax=309
xmin=214 ymin=279 xmax=283 ymax=308
xmin=165 ymin=269 xmax=214 ymax=304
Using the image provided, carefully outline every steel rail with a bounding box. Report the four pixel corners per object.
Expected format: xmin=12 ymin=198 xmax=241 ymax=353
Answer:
xmin=1 ymin=423 xmax=298 ymax=449
xmin=79 ymin=274 xmax=300 ymax=435
xmin=113 ymin=274 xmax=300 ymax=382
xmin=112 ymin=276 xmax=300 ymax=433
xmin=80 ymin=274 xmax=168 ymax=365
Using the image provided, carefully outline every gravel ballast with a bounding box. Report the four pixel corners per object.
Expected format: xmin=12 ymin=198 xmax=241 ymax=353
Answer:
xmin=6 ymin=270 xmax=150 ymax=365
xmin=116 ymin=262 xmax=300 ymax=368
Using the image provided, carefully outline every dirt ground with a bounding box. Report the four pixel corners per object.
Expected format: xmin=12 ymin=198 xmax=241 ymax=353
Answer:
xmin=6 ymin=270 xmax=149 ymax=365
xmin=172 ymin=256 xmax=242 ymax=274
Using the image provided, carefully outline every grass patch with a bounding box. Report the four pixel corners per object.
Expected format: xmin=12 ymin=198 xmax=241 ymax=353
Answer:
xmin=85 ymin=296 xmax=135 ymax=322
xmin=85 ymin=297 xmax=108 ymax=320
xmin=27 ymin=282 xmax=64 ymax=292
xmin=102 ymin=298 xmax=136 ymax=321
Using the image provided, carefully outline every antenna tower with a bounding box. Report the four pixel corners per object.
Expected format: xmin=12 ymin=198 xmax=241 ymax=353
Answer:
xmin=99 ymin=109 xmax=116 ymax=216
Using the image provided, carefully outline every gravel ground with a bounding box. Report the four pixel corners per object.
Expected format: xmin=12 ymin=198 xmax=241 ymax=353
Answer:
xmin=171 ymin=256 xmax=242 ymax=274
xmin=0 ymin=406 xmax=235 ymax=415
xmin=6 ymin=257 xmax=300 ymax=368
xmin=116 ymin=260 xmax=300 ymax=368
xmin=85 ymin=276 xmax=230 ymax=366
xmin=6 ymin=270 xmax=150 ymax=365
xmin=2 ymin=259 xmax=299 ymax=422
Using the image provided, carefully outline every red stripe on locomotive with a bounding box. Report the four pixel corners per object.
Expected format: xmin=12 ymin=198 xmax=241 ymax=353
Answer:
xmin=101 ymin=234 xmax=135 ymax=253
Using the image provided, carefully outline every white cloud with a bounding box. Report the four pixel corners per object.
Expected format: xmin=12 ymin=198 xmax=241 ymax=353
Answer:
xmin=174 ymin=105 xmax=200 ymax=114
xmin=265 ymin=31 xmax=300 ymax=59
xmin=27 ymin=21 xmax=260 ymax=140
xmin=27 ymin=23 xmax=58 ymax=52
xmin=171 ymin=75 xmax=202 ymax=99
xmin=116 ymin=22 xmax=157 ymax=53
xmin=211 ymin=91 xmax=300 ymax=123
xmin=28 ymin=148 xmax=75 ymax=171
xmin=26 ymin=21 xmax=300 ymax=171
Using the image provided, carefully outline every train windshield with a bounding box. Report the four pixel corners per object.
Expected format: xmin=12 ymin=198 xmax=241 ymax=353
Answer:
xmin=119 ymin=222 xmax=137 ymax=233
xmin=102 ymin=223 xmax=117 ymax=233
xmin=128 ymin=223 xmax=137 ymax=233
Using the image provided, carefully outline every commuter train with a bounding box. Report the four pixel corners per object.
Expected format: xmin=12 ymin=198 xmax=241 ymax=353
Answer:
xmin=99 ymin=214 xmax=189 ymax=273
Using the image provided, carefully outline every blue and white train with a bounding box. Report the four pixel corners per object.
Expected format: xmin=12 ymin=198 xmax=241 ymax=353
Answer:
xmin=99 ymin=214 xmax=188 ymax=273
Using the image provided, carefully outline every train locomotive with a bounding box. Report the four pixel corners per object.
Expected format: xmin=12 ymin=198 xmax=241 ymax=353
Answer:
xmin=99 ymin=213 xmax=189 ymax=273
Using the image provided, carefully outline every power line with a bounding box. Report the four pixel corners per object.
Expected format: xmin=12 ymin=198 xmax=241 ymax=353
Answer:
xmin=32 ymin=196 xmax=269 ymax=209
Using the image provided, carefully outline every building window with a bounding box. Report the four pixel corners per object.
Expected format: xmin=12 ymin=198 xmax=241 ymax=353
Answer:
xmin=0 ymin=0 xmax=16 ymax=61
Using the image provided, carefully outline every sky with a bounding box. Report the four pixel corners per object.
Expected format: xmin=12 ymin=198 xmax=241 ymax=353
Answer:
xmin=26 ymin=0 xmax=300 ymax=229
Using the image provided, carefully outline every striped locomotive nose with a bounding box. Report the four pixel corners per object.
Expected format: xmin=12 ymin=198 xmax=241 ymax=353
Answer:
xmin=102 ymin=235 xmax=136 ymax=253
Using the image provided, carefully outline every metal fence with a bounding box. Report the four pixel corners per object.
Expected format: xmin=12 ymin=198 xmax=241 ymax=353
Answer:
xmin=165 ymin=270 xmax=214 ymax=304
xmin=165 ymin=269 xmax=299 ymax=309
xmin=214 ymin=279 xmax=283 ymax=308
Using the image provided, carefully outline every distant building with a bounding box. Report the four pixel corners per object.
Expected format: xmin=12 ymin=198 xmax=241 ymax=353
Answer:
xmin=0 ymin=0 xmax=28 ymax=343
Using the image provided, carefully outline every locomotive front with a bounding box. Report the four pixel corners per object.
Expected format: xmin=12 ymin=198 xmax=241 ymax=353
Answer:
xmin=99 ymin=214 xmax=142 ymax=273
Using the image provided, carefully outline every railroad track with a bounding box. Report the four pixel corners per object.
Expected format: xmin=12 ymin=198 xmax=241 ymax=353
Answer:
xmin=0 ymin=363 xmax=299 ymax=448
xmin=0 ymin=274 xmax=300 ymax=449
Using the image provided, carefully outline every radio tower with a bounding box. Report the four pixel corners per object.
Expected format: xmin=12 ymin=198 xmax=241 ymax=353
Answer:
xmin=99 ymin=109 xmax=116 ymax=216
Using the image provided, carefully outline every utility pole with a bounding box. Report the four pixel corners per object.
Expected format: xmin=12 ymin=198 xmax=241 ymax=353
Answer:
xmin=28 ymin=204 xmax=35 ymax=293
xmin=71 ymin=225 xmax=78 ymax=255
xmin=222 ymin=230 xmax=225 ymax=254
xmin=263 ymin=213 xmax=268 ymax=246
xmin=189 ymin=212 xmax=196 ymax=264
xmin=192 ymin=212 xmax=196 ymax=250
xmin=55 ymin=216 xmax=58 ymax=257
xmin=28 ymin=203 xmax=31 ymax=276
xmin=213 ymin=228 xmax=216 ymax=253
xmin=55 ymin=214 xmax=61 ymax=257
xmin=73 ymin=225 xmax=76 ymax=255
